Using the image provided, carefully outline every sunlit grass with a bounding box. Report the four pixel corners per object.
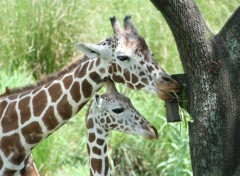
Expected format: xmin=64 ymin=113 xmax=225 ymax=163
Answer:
xmin=0 ymin=0 xmax=238 ymax=175
xmin=0 ymin=67 xmax=34 ymax=93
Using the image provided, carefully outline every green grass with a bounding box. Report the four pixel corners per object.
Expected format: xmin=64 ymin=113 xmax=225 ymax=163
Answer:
xmin=0 ymin=0 xmax=237 ymax=175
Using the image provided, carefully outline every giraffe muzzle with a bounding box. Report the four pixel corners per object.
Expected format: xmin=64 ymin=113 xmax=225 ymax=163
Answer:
xmin=155 ymin=76 xmax=182 ymax=100
xmin=141 ymin=124 xmax=159 ymax=140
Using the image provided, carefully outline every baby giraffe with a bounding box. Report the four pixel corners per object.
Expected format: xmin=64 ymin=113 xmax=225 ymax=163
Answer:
xmin=86 ymin=79 xmax=158 ymax=176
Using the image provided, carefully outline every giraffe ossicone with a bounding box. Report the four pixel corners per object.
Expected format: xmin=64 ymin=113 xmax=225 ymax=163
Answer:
xmin=87 ymin=79 xmax=158 ymax=176
xmin=0 ymin=16 xmax=179 ymax=175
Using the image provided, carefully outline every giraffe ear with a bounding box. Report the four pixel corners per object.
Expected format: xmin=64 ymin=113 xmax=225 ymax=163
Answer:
xmin=75 ymin=43 xmax=111 ymax=60
xmin=94 ymin=93 xmax=103 ymax=108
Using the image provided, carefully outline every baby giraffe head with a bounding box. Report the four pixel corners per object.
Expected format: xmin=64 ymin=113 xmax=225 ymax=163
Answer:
xmin=86 ymin=78 xmax=158 ymax=140
xmin=75 ymin=16 xmax=181 ymax=101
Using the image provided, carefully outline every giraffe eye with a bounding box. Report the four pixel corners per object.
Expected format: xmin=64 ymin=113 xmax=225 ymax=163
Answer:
xmin=162 ymin=74 xmax=172 ymax=82
xmin=117 ymin=56 xmax=130 ymax=61
xmin=112 ymin=108 xmax=124 ymax=114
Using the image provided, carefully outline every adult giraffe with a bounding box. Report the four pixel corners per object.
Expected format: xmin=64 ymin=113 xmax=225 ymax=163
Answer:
xmin=0 ymin=16 xmax=181 ymax=175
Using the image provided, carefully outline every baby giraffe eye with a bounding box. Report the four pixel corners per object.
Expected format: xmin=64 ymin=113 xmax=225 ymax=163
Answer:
xmin=117 ymin=56 xmax=130 ymax=61
xmin=112 ymin=107 xmax=124 ymax=114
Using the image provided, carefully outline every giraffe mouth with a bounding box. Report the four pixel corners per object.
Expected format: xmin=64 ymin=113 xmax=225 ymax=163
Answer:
xmin=156 ymin=89 xmax=176 ymax=101
xmin=141 ymin=124 xmax=159 ymax=140
xmin=155 ymin=76 xmax=182 ymax=100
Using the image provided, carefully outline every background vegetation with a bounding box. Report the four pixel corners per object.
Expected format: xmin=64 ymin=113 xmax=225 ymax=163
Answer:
xmin=0 ymin=0 xmax=237 ymax=175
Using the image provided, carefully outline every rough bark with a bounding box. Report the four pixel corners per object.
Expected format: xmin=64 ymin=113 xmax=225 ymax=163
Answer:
xmin=149 ymin=0 xmax=240 ymax=175
xmin=216 ymin=7 xmax=240 ymax=175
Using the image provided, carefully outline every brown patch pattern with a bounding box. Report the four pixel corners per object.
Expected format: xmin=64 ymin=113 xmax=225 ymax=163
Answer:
xmin=57 ymin=95 xmax=72 ymax=120
xmin=0 ymin=133 xmax=26 ymax=165
xmin=32 ymin=90 xmax=47 ymax=117
xmin=19 ymin=97 xmax=31 ymax=124
xmin=89 ymin=72 xmax=102 ymax=85
xmin=135 ymin=83 xmax=145 ymax=89
xmin=147 ymin=65 xmax=154 ymax=73
xmin=88 ymin=133 xmax=96 ymax=143
xmin=48 ymin=83 xmax=62 ymax=102
xmin=3 ymin=168 xmax=17 ymax=176
xmin=86 ymin=118 xmax=94 ymax=129
xmin=2 ymin=102 xmax=18 ymax=133
xmin=62 ymin=75 xmax=73 ymax=90
xmin=96 ymin=138 xmax=105 ymax=146
xmin=112 ymin=74 xmax=125 ymax=84
xmin=91 ymin=158 xmax=102 ymax=174
xmin=0 ymin=100 xmax=8 ymax=120
xmin=95 ymin=58 xmax=101 ymax=67
xmin=139 ymin=71 xmax=145 ymax=76
xmin=123 ymin=70 xmax=130 ymax=81
xmin=131 ymin=74 xmax=138 ymax=84
xmin=99 ymin=68 xmax=105 ymax=74
xmin=70 ymin=82 xmax=81 ymax=102
xmin=117 ymin=65 xmax=122 ymax=72
xmin=141 ymin=78 xmax=148 ymax=85
xmin=106 ymin=117 xmax=111 ymax=123
xmin=88 ymin=61 xmax=94 ymax=71
xmin=108 ymin=66 xmax=113 ymax=74
xmin=127 ymin=83 xmax=134 ymax=89
xmin=78 ymin=62 xmax=89 ymax=79
xmin=104 ymin=156 xmax=109 ymax=175
xmin=104 ymin=145 xmax=107 ymax=153
xmin=42 ymin=106 xmax=59 ymax=131
xmin=22 ymin=122 xmax=43 ymax=144
xmin=92 ymin=146 xmax=101 ymax=155
xmin=82 ymin=80 xmax=93 ymax=98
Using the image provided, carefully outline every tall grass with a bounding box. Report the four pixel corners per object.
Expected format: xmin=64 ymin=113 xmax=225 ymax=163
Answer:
xmin=0 ymin=0 xmax=237 ymax=175
xmin=0 ymin=0 xmax=184 ymax=77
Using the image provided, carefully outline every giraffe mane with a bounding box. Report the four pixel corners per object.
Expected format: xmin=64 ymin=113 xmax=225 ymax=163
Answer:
xmin=0 ymin=56 xmax=90 ymax=98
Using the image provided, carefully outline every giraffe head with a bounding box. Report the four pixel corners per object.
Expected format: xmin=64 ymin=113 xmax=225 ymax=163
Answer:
xmin=87 ymin=79 xmax=158 ymax=140
xmin=75 ymin=16 xmax=181 ymax=100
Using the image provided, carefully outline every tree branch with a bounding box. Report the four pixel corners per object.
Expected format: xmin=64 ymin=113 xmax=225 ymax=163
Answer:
xmin=150 ymin=0 xmax=214 ymax=75
xmin=215 ymin=7 xmax=240 ymax=173
xmin=217 ymin=7 xmax=240 ymax=70
xmin=218 ymin=7 xmax=240 ymax=41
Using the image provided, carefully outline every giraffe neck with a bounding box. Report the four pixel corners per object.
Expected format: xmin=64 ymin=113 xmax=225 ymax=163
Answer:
xmin=0 ymin=57 xmax=108 ymax=174
xmin=87 ymin=115 xmax=110 ymax=176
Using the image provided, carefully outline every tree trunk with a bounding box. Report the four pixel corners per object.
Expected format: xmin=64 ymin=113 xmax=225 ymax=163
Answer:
xmin=149 ymin=0 xmax=240 ymax=175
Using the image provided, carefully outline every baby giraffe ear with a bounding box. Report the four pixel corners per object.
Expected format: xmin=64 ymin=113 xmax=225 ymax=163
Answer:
xmin=94 ymin=93 xmax=103 ymax=108
xmin=75 ymin=42 xmax=111 ymax=60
